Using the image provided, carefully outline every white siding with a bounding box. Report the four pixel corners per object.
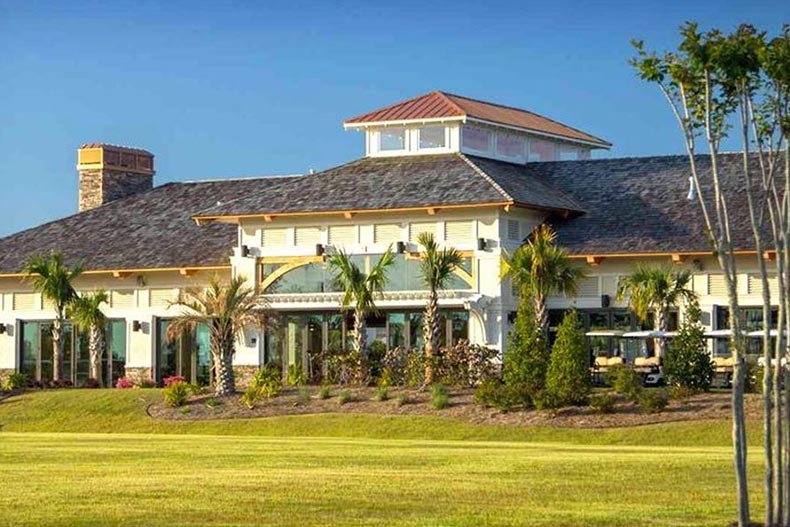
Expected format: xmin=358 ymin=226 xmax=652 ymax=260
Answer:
xmin=150 ymin=288 xmax=178 ymax=308
xmin=111 ymin=290 xmax=135 ymax=309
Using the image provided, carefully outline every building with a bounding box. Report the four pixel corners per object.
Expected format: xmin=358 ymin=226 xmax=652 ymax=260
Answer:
xmin=0 ymin=91 xmax=773 ymax=387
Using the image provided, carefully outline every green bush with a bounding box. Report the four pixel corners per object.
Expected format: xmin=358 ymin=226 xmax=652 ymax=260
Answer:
xmin=545 ymin=310 xmax=591 ymax=407
xmin=163 ymin=381 xmax=190 ymax=407
xmin=431 ymin=384 xmax=450 ymax=409
xmin=3 ymin=372 xmax=29 ymax=391
xmin=338 ymin=389 xmax=354 ymax=405
xmin=503 ymin=297 xmax=548 ymax=395
xmin=205 ymin=397 xmax=220 ymax=408
xmin=373 ymin=386 xmax=390 ymax=401
xmin=669 ymin=385 xmax=698 ymax=400
xmin=287 ymin=365 xmax=307 ymax=387
xmin=251 ymin=364 xmax=281 ymax=398
xmin=664 ymin=300 xmax=713 ymax=391
xmin=589 ymin=392 xmax=616 ymax=414
xmin=639 ymin=389 xmax=669 ymax=414
xmin=318 ymin=386 xmax=332 ymax=399
xmin=473 ymin=380 xmax=531 ymax=412
xmin=297 ymin=386 xmax=312 ymax=404
xmin=607 ymin=365 xmax=643 ymax=402
xmin=436 ymin=341 xmax=500 ymax=387
xmin=241 ymin=384 xmax=262 ymax=409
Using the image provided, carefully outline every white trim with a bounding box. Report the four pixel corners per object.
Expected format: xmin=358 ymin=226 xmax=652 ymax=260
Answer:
xmin=344 ymin=116 xmax=465 ymax=130
xmin=466 ymin=117 xmax=610 ymax=149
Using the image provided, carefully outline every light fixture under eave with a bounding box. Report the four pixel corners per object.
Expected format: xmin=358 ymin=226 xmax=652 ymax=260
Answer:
xmin=686 ymin=176 xmax=697 ymax=201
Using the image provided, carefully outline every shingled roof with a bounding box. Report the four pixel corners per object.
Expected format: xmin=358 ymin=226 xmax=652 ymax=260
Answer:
xmin=0 ymin=176 xmax=299 ymax=274
xmin=194 ymin=153 xmax=583 ymax=220
xmin=531 ymin=153 xmax=764 ymax=255
xmin=343 ymin=91 xmax=611 ymax=148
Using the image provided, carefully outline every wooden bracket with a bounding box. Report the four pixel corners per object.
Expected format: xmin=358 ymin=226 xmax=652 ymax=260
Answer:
xmin=263 ymin=215 xmax=275 ymax=223
xmin=671 ymin=254 xmax=687 ymax=263
xmin=343 ymin=211 xmax=355 ymax=219
xmin=585 ymin=256 xmax=604 ymax=266
xmin=179 ymin=268 xmax=197 ymax=277
xmin=112 ymin=271 xmax=132 ymax=279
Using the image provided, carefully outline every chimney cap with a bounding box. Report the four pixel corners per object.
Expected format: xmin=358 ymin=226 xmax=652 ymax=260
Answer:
xmin=79 ymin=143 xmax=153 ymax=156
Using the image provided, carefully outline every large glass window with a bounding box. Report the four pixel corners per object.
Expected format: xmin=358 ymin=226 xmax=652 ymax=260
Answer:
xmin=380 ymin=128 xmax=406 ymax=151
xmin=419 ymin=126 xmax=446 ymax=149
xmin=461 ymin=126 xmax=491 ymax=152
xmin=388 ymin=312 xmax=407 ymax=349
xmin=528 ymin=138 xmax=557 ymax=161
xmin=156 ymin=319 xmax=211 ymax=386
xmin=496 ymin=133 xmax=525 ymax=158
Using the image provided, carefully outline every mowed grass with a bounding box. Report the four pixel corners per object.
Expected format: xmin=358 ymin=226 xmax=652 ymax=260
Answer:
xmin=0 ymin=390 xmax=768 ymax=526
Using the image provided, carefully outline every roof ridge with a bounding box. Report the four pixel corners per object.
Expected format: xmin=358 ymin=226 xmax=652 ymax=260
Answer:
xmin=442 ymin=91 xmax=611 ymax=147
xmin=344 ymin=91 xmax=464 ymax=123
xmin=457 ymin=152 xmax=514 ymax=202
xmin=434 ymin=90 xmax=467 ymax=116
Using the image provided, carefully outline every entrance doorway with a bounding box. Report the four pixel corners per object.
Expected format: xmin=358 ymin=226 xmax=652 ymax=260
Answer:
xmin=155 ymin=319 xmax=211 ymax=385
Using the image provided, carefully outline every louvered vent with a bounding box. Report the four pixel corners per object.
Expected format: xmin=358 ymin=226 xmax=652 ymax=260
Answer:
xmin=577 ymin=277 xmax=599 ymax=297
xmin=748 ymin=274 xmax=779 ymax=298
xmin=111 ymin=290 xmax=134 ymax=309
xmin=445 ymin=220 xmax=473 ymax=245
xmin=150 ymin=289 xmax=178 ymax=308
xmin=261 ymin=228 xmax=288 ymax=248
xmin=709 ymin=275 xmax=729 ymax=296
xmin=328 ymin=225 xmax=357 ymax=246
xmin=295 ymin=227 xmax=321 ymax=246
xmin=506 ymin=220 xmax=520 ymax=241
xmin=13 ymin=293 xmax=36 ymax=311
xmin=374 ymin=224 xmax=401 ymax=244
xmin=409 ymin=222 xmax=436 ymax=243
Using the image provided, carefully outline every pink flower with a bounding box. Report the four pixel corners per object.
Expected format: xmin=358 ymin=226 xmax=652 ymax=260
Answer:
xmin=163 ymin=375 xmax=186 ymax=387
xmin=115 ymin=378 xmax=134 ymax=389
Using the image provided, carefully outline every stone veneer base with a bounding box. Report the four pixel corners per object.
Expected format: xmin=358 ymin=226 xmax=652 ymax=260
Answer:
xmin=0 ymin=368 xmax=14 ymax=385
xmin=124 ymin=367 xmax=154 ymax=385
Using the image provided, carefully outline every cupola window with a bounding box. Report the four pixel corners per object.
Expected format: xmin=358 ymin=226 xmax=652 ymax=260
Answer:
xmin=379 ymin=128 xmax=406 ymax=151
xmin=419 ymin=126 xmax=446 ymax=149
xmin=461 ymin=126 xmax=491 ymax=152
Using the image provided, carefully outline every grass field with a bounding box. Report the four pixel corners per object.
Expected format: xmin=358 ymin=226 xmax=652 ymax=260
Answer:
xmin=0 ymin=390 xmax=767 ymax=526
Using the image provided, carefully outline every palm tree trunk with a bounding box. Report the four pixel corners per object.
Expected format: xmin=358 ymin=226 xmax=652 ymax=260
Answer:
xmin=533 ymin=294 xmax=548 ymax=334
xmin=656 ymin=308 xmax=667 ymax=358
xmin=52 ymin=316 xmax=63 ymax=382
xmin=89 ymin=325 xmax=104 ymax=387
xmin=424 ymin=290 xmax=439 ymax=385
xmin=214 ymin=338 xmax=236 ymax=396
xmin=354 ymin=309 xmax=367 ymax=357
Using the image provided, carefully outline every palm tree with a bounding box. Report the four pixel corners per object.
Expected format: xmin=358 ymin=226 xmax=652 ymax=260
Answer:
xmin=68 ymin=291 xmax=109 ymax=387
xmin=417 ymin=232 xmax=463 ymax=384
xmin=168 ymin=276 xmax=267 ymax=396
xmin=617 ymin=265 xmax=695 ymax=357
xmin=328 ymin=247 xmax=394 ymax=357
xmin=24 ymin=252 xmax=83 ymax=382
xmin=501 ymin=224 xmax=585 ymax=332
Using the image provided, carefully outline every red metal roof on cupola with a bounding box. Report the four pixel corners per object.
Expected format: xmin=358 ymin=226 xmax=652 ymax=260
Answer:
xmin=344 ymin=90 xmax=611 ymax=148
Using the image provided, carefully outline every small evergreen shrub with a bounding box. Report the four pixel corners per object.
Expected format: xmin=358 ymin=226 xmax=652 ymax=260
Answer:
xmin=3 ymin=372 xmax=29 ymax=391
xmin=669 ymin=385 xmax=698 ymax=401
xmin=396 ymin=393 xmax=412 ymax=407
xmin=297 ymin=386 xmax=312 ymax=404
xmin=287 ymin=365 xmax=307 ymax=387
xmin=318 ymin=386 xmax=332 ymax=399
xmin=664 ymin=300 xmax=713 ymax=391
xmin=373 ymin=386 xmax=390 ymax=401
xmin=608 ymin=365 xmax=643 ymax=402
xmin=545 ymin=310 xmax=591 ymax=407
xmin=589 ymin=392 xmax=616 ymax=414
xmin=163 ymin=381 xmax=190 ymax=407
xmin=473 ymin=380 xmax=532 ymax=412
xmin=251 ymin=364 xmax=281 ymax=398
xmin=639 ymin=389 xmax=669 ymax=414
xmin=431 ymin=384 xmax=450 ymax=409
xmin=241 ymin=384 xmax=262 ymax=409
xmin=205 ymin=397 xmax=220 ymax=408
xmin=179 ymin=406 xmax=191 ymax=415
xmin=503 ymin=297 xmax=548 ymax=396
xmin=338 ymin=389 xmax=354 ymax=405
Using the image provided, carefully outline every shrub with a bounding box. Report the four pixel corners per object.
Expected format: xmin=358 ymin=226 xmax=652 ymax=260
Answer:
xmin=607 ymin=365 xmax=643 ymax=403
xmin=3 ymin=372 xmax=29 ymax=391
xmin=251 ymin=364 xmax=281 ymax=398
xmin=115 ymin=377 xmax=134 ymax=389
xmin=163 ymin=381 xmax=190 ymax=407
xmin=381 ymin=347 xmax=425 ymax=387
xmin=436 ymin=341 xmax=500 ymax=387
xmin=669 ymin=385 xmax=698 ymax=401
xmin=589 ymin=392 xmax=616 ymax=414
xmin=163 ymin=375 xmax=186 ymax=387
xmin=664 ymin=300 xmax=713 ymax=391
xmin=287 ymin=365 xmax=307 ymax=387
xmin=82 ymin=378 xmax=101 ymax=389
xmin=503 ymin=297 xmax=548 ymax=395
xmin=473 ymin=380 xmax=532 ymax=412
xmin=320 ymin=350 xmax=367 ymax=386
xmin=241 ymin=384 xmax=262 ymax=409
xmin=545 ymin=310 xmax=591 ymax=407
xmin=297 ymin=386 xmax=312 ymax=404
xmin=374 ymin=386 xmax=390 ymax=401
xmin=338 ymin=389 xmax=354 ymax=405
xmin=318 ymin=386 xmax=332 ymax=399
xmin=205 ymin=397 xmax=220 ymax=408
xmin=139 ymin=378 xmax=156 ymax=388
xmin=639 ymin=389 xmax=669 ymax=414
xmin=431 ymin=384 xmax=450 ymax=409
xmin=396 ymin=393 xmax=412 ymax=407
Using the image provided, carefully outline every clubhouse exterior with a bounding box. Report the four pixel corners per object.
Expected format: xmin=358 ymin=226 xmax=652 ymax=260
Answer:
xmin=0 ymin=91 xmax=774 ymax=387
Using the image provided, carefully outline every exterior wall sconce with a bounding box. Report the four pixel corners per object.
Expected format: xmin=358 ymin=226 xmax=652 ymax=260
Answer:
xmin=396 ymin=241 xmax=406 ymax=254
xmin=601 ymin=294 xmax=611 ymax=308
xmin=240 ymin=245 xmax=250 ymax=257
xmin=0 ymin=324 xmax=6 ymax=334
xmin=316 ymin=243 xmax=325 ymax=256
xmin=477 ymin=238 xmax=488 ymax=251
xmin=132 ymin=321 xmax=142 ymax=332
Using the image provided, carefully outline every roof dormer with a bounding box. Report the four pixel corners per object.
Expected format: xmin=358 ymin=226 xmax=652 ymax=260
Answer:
xmin=343 ymin=91 xmax=611 ymax=163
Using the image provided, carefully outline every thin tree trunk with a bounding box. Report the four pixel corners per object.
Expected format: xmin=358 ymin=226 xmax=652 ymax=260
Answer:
xmin=656 ymin=308 xmax=668 ymax=358
xmin=52 ymin=316 xmax=63 ymax=382
xmin=423 ymin=290 xmax=439 ymax=385
xmin=214 ymin=339 xmax=235 ymax=397
xmin=89 ymin=325 xmax=104 ymax=387
xmin=534 ymin=294 xmax=548 ymax=335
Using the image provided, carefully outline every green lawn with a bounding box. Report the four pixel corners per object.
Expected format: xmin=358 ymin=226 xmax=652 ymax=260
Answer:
xmin=0 ymin=390 xmax=767 ymax=526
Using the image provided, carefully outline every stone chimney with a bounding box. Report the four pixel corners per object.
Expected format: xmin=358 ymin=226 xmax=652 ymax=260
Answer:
xmin=77 ymin=143 xmax=155 ymax=212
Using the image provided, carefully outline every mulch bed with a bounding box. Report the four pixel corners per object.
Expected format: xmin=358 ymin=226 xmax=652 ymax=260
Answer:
xmin=149 ymin=387 xmax=765 ymax=429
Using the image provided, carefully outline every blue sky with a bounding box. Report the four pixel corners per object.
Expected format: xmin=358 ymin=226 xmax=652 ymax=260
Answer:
xmin=0 ymin=0 xmax=787 ymax=236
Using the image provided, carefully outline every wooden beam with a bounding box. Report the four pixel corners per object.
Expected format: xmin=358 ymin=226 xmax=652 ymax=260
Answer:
xmin=112 ymin=271 xmax=132 ymax=279
xmin=263 ymin=215 xmax=275 ymax=223
xmin=585 ymin=256 xmax=604 ymax=266
xmin=671 ymin=253 xmax=687 ymax=263
xmin=179 ymin=268 xmax=198 ymax=277
xmin=426 ymin=207 xmax=437 ymax=215
xmin=764 ymin=250 xmax=777 ymax=262
xmin=343 ymin=211 xmax=355 ymax=219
